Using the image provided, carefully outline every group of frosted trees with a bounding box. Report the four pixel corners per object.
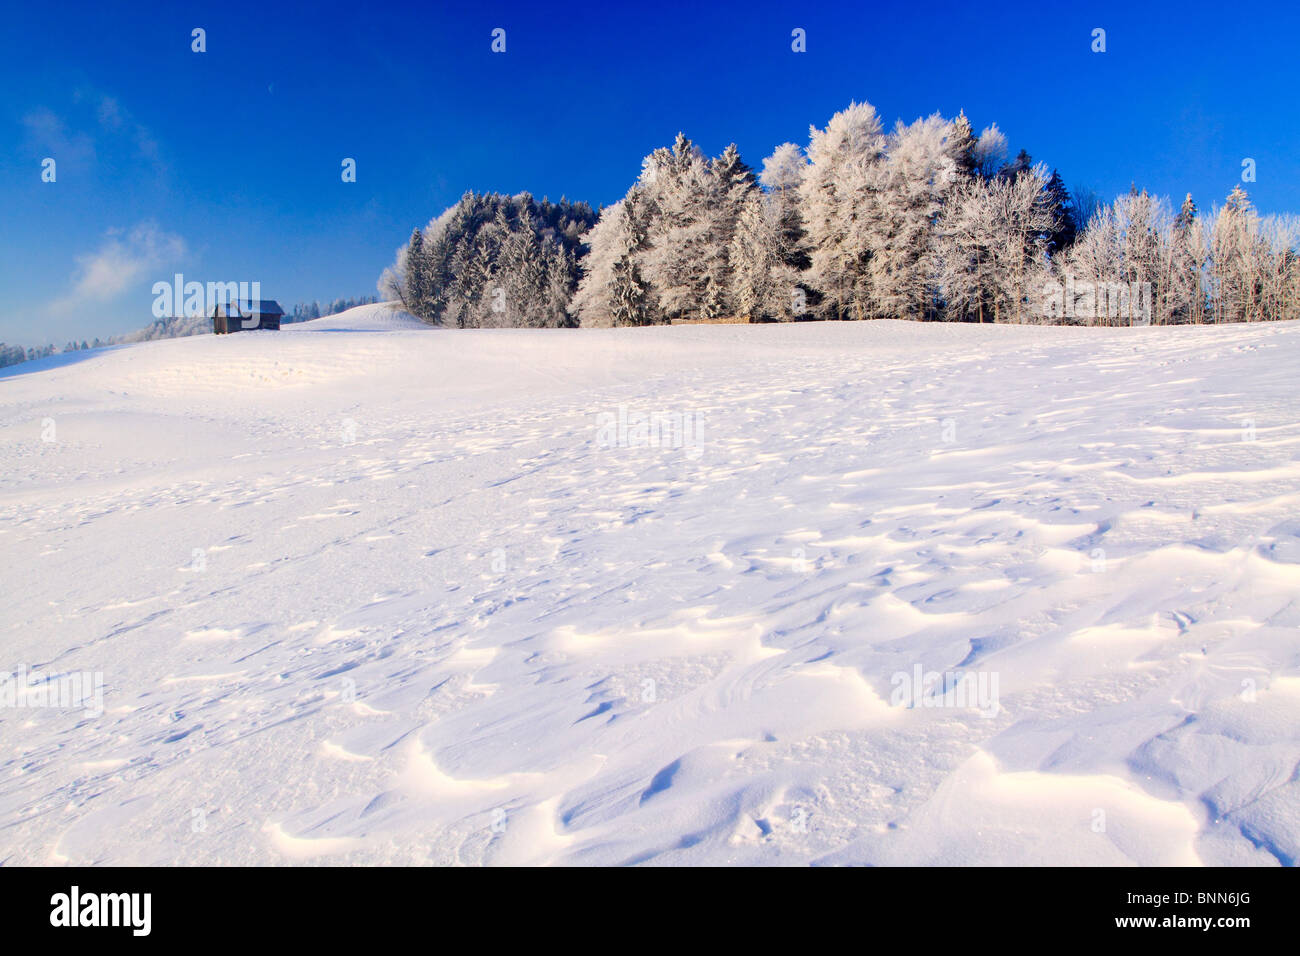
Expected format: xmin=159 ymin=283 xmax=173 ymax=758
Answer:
xmin=571 ymin=100 xmax=1300 ymax=327
xmin=570 ymin=136 xmax=766 ymax=325
xmin=573 ymin=103 xmax=1076 ymax=326
xmin=381 ymin=192 xmax=597 ymax=328
xmin=0 ymin=343 xmax=59 ymax=369
xmin=1065 ymin=185 xmax=1300 ymax=326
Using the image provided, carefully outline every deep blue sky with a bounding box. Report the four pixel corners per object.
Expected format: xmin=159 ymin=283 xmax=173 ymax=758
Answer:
xmin=3 ymin=0 xmax=1299 ymax=342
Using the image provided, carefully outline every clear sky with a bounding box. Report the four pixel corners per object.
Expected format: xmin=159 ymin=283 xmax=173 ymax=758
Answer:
xmin=3 ymin=0 xmax=1299 ymax=342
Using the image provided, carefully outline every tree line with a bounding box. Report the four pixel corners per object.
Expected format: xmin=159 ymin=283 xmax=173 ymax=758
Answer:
xmin=383 ymin=98 xmax=1300 ymax=329
xmin=285 ymin=297 xmax=379 ymax=324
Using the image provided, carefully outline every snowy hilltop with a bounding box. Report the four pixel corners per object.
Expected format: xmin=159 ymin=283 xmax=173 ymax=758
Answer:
xmin=2 ymin=305 xmax=1297 ymax=865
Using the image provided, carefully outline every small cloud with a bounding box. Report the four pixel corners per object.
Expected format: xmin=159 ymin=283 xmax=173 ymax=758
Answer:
xmin=96 ymin=95 xmax=124 ymax=128
xmin=22 ymin=108 xmax=95 ymax=166
xmin=52 ymin=222 xmax=187 ymax=311
xmin=86 ymin=91 xmax=163 ymax=168
xmin=26 ymin=90 xmax=167 ymax=176
xmin=98 ymin=93 xmax=160 ymax=163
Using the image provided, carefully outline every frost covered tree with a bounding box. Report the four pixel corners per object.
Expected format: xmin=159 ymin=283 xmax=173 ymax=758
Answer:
xmin=1117 ymin=188 xmax=1168 ymax=307
xmin=1210 ymin=186 xmax=1261 ymax=323
xmin=706 ymin=143 xmax=760 ymax=316
xmin=496 ymin=206 xmax=548 ymax=327
xmin=867 ymin=114 xmax=956 ymax=320
xmin=983 ymin=165 xmax=1056 ymax=324
xmin=1163 ymin=194 xmax=1207 ymax=325
xmin=633 ymin=134 xmax=758 ymax=321
xmin=1255 ymin=215 xmax=1300 ymax=324
xmin=540 ymin=240 xmax=580 ymax=327
xmin=378 ymin=243 xmax=410 ymax=308
xmin=1062 ymin=189 xmax=1172 ymax=326
xmin=759 ymin=143 xmax=812 ymax=317
xmin=945 ymin=111 xmax=978 ymax=181
xmin=637 ymin=134 xmax=715 ymax=320
xmin=728 ymin=191 xmax=782 ymax=320
xmin=799 ymin=101 xmax=887 ymax=319
xmin=1064 ymin=202 xmax=1123 ymax=325
xmin=937 ymin=175 xmax=1002 ymax=322
xmin=407 ymin=228 xmax=434 ymax=316
xmin=761 ymin=143 xmax=808 ymax=196
xmin=972 ymin=124 xmax=1008 ymax=180
xmin=572 ymin=190 xmax=656 ymax=327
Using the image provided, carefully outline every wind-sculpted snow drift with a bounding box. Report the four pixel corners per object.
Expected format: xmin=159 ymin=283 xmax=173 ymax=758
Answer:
xmin=1 ymin=303 xmax=1297 ymax=866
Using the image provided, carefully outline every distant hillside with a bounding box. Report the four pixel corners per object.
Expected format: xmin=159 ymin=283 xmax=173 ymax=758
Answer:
xmin=0 ymin=296 xmax=379 ymax=371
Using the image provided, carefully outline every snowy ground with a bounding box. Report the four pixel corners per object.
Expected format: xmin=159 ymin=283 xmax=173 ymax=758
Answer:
xmin=2 ymin=303 xmax=1298 ymax=866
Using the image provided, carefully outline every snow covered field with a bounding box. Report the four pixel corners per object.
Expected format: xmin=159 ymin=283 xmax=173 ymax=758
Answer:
xmin=2 ymin=303 xmax=1298 ymax=866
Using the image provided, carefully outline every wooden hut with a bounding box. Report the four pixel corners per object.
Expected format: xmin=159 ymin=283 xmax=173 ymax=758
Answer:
xmin=213 ymin=300 xmax=284 ymax=334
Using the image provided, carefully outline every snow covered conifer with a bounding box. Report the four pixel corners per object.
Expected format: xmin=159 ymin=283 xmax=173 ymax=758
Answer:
xmin=945 ymin=111 xmax=977 ymax=181
xmin=729 ymin=191 xmax=780 ymax=321
xmin=1162 ymin=193 xmax=1205 ymax=324
xmin=799 ymin=101 xmax=887 ymax=319
xmin=868 ymin=114 xmax=952 ymax=320
xmin=638 ymin=133 xmax=715 ymax=320
xmin=404 ymin=228 xmax=429 ymax=317
xmin=760 ymin=143 xmax=812 ymax=310
xmin=573 ymin=190 xmax=655 ymax=327
xmin=704 ymin=143 xmax=760 ymax=316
